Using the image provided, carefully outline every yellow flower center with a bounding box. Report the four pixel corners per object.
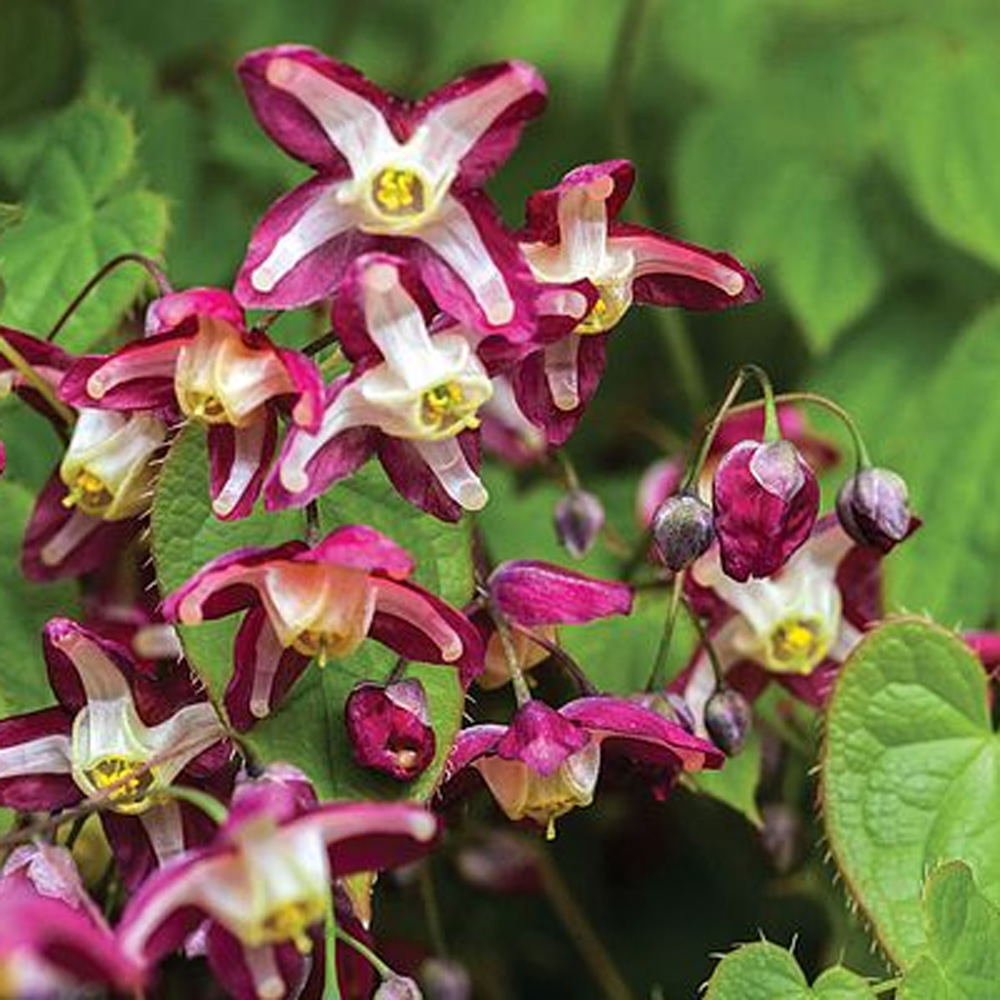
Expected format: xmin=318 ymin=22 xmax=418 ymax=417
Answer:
xmin=575 ymin=281 xmax=632 ymax=335
xmin=256 ymin=898 xmax=326 ymax=954
xmin=420 ymin=381 xmax=481 ymax=437
xmin=371 ymin=167 xmax=426 ymax=219
xmin=61 ymin=469 xmax=115 ymax=517
xmin=765 ymin=616 xmax=830 ymax=675
xmin=184 ymin=390 xmax=229 ymax=424
xmin=84 ymin=756 xmax=157 ymax=815
xmin=292 ymin=629 xmax=358 ymax=667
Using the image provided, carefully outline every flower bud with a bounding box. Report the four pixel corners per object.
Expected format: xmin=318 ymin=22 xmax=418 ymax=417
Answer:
xmin=712 ymin=438 xmax=819 ymax=582
xmin=703 ymin=687 xmax=752 ymax=756
xmin=455 ymin=830 xmax=541 ymax=893
xmin=836 ymin=467 xmax=910 ymax=553
xmin=760 ymin=803 xmax=804 ymax=874
xmin=344 ymin=679 xmax=436 ymax=781
xmin=375 ymin=976 xmax=423 ymax=1000
xmin=419 ymin=958 xmax=472 ymax=1000
xmin=554 ymin=488 xmax=604 ymax=559
xmin=651 ymin=492 xmax=715 ymax=572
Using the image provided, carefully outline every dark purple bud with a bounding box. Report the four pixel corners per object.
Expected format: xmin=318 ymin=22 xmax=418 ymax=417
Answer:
xmin=703 ymin=687 xmax=752 ymax=756
xmin=836 ymin=467 xmax=910 ymax=553
xmin=760 ymin=803 xmax=805 ymax=874
xmin=375 ymin=976 xmax=423 ymax=1000
xmin=344 ymin=679 xmax=436 ymax=782
xmin=651 ymin=492 xmax=715 ymax=572
xmin=455 ymin=830 xmax=541 ymax=893
xmin=713 ymin=438 xmax=819 ymax=582
xmin=554 ymin=489 xmax=605 ymax=559
xmin=419 ymin=958 xmax=472 ymax=1000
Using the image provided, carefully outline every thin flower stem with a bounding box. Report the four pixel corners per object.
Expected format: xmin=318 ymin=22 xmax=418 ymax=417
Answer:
xmin=0 ymin=333 xmax=75 ymax=425
xmin=333 ymin=925 xmax=395 ymax=981
xmin=725 ymin=390 xmax=872 ymax=471
xmin=509 ymin=621 xmax=598 ymax=696
xmin=537 ymin=848 xmax=634 ymax=1000
xmin=305 ymin=500 xmax=321 ymax=546
xmin=487 ymin=600 xmax=533 ymax=706
xmin=419 ymin=861 xmax=449 ymax=958
xmin=681 ymin=598 xmax=725 ymax=690
xmin=160 ymin=785 xmax=227 ymax=826
xmin=47 ymin=253 xmax=172 ymax=342
xmin=323 ymin=901 xmax=344 ymax=1000
xmin=554 ymin=450 xmax=580 ymax=492
xmin=303 ymin=330 xmax=339 ymax=357
xmin=646 ymin=571 xmax=684 ymax=692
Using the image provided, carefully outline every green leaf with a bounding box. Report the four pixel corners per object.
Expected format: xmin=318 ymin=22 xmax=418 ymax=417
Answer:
xmin=899 ymin=862 xmax=1000 ymax=999
xmin=0 ymin=479 xmax=80 ymax=714
xmin=689 ymin=728 xmax=763 ymax=828
xmin=859 ymin=29 xmax=1000 ymax=273
xmin=704 ymin=941 xmax=877 ymax=999
xmin=883 ymin=303 xmax=1000 ymax=626
xmin=0 ymin=102 xmax=168 ymax=350
xmin=150 ymin=429 xmax=472 ymax=802
xmin=821 ymin=618 xmax=1000 ymax=966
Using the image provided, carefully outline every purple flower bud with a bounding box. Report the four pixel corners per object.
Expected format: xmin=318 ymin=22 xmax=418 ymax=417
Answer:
xmin=836 ymin=467 xmax=910 ymax=553
xmin=455 ymin=830 xmax=542 ymax=893
xmin=376 ymin=976 xmax=424 ymax=1000
xmin=554 ymin=489 xmax=605 ymax=559
xmin=344 ymin=679 xmax=436 ymax=781
xmin=420 ymin=958 xmax=472 ymax=1000
xmin=651 ymin=492 xmax=715 ymax=572
xmin=712 ymin=439 xmax=819 ymax=582
xmin=703 ymin=687 xmax=752 ymax=756
xmin=760 ymin=803 xmax=804 ymax=874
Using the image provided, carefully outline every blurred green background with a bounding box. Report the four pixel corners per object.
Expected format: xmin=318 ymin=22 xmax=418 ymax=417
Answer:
xmin=1 ymin=0 xmax=1000 ymax=995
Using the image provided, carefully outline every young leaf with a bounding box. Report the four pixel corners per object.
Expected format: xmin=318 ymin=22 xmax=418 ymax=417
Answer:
xmin=821 ymin=618 xmax=1000 ymax=966
xmin=0 ymin=102 xmax=168 ymax=351
xmin=704 ymin=940 xmax=877 ymax=999
xmin=899 ymin=862 xmax=1000 ymax=999
xmin=151 ymin=428 xmax=472 ymax=802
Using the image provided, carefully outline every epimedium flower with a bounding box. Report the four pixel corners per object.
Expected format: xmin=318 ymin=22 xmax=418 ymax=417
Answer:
xmin=712 ymin=437 xmax=820 ymax=582
xmin=267 ymin=254 xmax=496 ymax=520
xmin=23 ymin=408 xmax=168 ymax=582
xmin=60 ymin=287 xmax=324 ymax=520
xmin=163 ymin=524 xmax=483 ymax=731
xmin=676 ymin=515 xmax=917 ymax=724
xmin=512 ymin=160 xmax=761 ymax=444
xmin=0 ymin=844 xmax=144 ymax=997
xmin=234 ymin=45 xmax=547 ymax=340
xmin=440 ymin=696 xmax=722 ymax=839
xmin=345 ymin=679 xmax=436 ymax=782
xmin=117 ymin=765 xmax=439 ymax=1000
xmin=473 ymin=560 xmax=634 ymax=690
xmin=0 ymin=618 xmax=233 ymax=888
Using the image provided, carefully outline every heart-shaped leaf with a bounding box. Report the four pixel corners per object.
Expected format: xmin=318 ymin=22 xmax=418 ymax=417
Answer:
xmin=821 ymin=618 xmax=1000 ymax=966
xmin=899 ymin=862 xmax=1000 ymax=1000
xmin=704 ymin=941 xmax=876 ymax=999
xmin=151 ymin=428 xmax=472 ymax=802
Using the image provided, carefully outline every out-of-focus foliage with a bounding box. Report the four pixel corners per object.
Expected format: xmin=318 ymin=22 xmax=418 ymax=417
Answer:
xmin=0 ymin=0 xmax=999 ymax=996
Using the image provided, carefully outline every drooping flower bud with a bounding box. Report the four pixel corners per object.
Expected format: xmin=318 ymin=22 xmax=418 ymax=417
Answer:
xmin=703 ymin=687 xmax=751 ymax=756
xmin=651 ymin=492 xmax=715 ymax=572
xmin=836 ymin=467 xmax=910 ymax=553
xmin=375 ymin=976 xmax=424 ymax=1000
xmin=553 ymin=488 xmax=605 ymax=559
xmin=712 ymin=438 xmax=819 ymax=582
xmin=345 ymin=679 xmax=436 ymax=781
xmin=420 ymin=958 xmax=472 ymax=1000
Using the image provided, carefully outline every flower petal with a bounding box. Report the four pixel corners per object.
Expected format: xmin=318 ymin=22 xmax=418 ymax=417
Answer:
xmin=0 ymin=708 xmax=76 ymax=811
xmin=208 ymin=417 xmax=277 ymax=521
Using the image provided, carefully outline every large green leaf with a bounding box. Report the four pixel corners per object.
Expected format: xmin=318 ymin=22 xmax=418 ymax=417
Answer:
xmin=899 ymin=863 xmax=1000 ymax=1000
xmin=151 ymin=428 xmax=472 ymax=802
xmin=704 ymin=940 xmax=877 ymax=1000
xmin=0 ymin=102 xmax=168 ymax=351
xmin=0 ymin=479 xmax=80 ymax=714
xmin=821 ymin=619 xmax=1000 ymax=967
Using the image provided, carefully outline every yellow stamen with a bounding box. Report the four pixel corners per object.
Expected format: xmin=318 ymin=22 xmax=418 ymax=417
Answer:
xmin=371 ymin=167 xmax=426 ymax=218
xmin=575 ymin=282 xmax=631 ymax=335
xmin=420 ymin=381 xmax=481 ymax=436
xmin=62 ymin=470 xmax=115 ymax=516
xmin=84 ymin=756 xmax=156 ymax=815
xmin=766 ymin=616 xmax=829 ymax=674
xmin=186 ymin=391 xmax=228 ymax=423
xmin=257 ymin=899 xmax=325 ymax=954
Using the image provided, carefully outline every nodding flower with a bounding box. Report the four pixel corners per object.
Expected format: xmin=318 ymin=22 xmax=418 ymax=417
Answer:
xmin=163 ymin=524 xmax=483 ymax=731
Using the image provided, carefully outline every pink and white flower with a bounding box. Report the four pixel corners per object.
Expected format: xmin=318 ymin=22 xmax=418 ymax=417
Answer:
xmin=163 ymin=525 xmax=483 ymax=730
xmin=512 ymin=160 xmax=761 ymax=444
xmin=441 ymin=696 xmax=722 ymax=839
xmin=234 ymin=46 xmax=547 ymax=340
xmin=267 ymin=254 xmax=496 ymax=520
xmin=61 ymin=287 xmax=324 ymax=520
xmin=0 ymin=618 xmax=233 ymax=887
xmin=118 ymin=766 xmax=438 ymax=1000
